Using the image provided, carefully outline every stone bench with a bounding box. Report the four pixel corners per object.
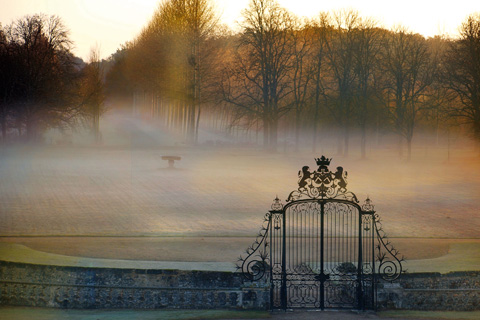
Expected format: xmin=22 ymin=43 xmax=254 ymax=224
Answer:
xmin=161 ymin=156 xmax=181 ymax=169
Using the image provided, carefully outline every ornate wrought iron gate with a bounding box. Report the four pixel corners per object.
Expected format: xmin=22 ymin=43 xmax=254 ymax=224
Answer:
xmin=239 ymin=157 xmax=403 ymax=310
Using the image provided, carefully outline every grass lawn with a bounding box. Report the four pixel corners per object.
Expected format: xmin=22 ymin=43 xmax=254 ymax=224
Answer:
xmin=2 ymin=308 xmax=480 ymax=320
xmin=1 ymin=238 xmax=479 ymax=273
xmin=378 ymin=310 xmax=480 ymax=320
xmin=0 ymin=307 xmax=270 ymax=320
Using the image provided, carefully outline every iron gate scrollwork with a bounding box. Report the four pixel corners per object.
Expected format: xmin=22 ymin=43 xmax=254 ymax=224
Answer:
xmin=238 ymin=156 xmax=404 ymax=310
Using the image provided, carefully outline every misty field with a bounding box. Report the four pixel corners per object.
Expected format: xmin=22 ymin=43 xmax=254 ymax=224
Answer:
xmin=0 ymin=137 xmax=479 ymax=271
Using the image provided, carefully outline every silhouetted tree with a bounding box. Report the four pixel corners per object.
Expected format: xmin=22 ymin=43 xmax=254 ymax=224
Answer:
xmin=81 ymin=46 xmax=105 ymax=143
xmin=324 ymin=10 xmax=361 ymax=156
xmin=382 ymin=28 xmax=436 ymax=160
xmin=0 ymin=24 xmax=14 ymax=143
xmin=126 ymin=0 xmax=219 ymax=144
xmin=309 ymin=13 xmax=330 ymax=153
xmin=101 ymin=4 xmax=479 ymax=155
xmin=105 ymin=47 xmax=134 ymax=110
xmin=352 ymin=18 xmax=382 ymax=159
xmin=443 ymin=13 xmax=480 ymax=149
xmin=0 ymin=14 xmax=78 ymax=142
xmin=222 ymin=0 xmax=294 ymax=151
xmin=422 ymin=36 xmax=452 ymax=146
xmin=290 ymin=18 xmax=314 ymax=152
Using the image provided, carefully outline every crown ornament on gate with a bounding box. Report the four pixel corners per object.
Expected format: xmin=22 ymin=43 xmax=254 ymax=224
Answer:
xmin=316 ymin=155 xmax=331 ymax=168
xmin=287 ymin=156 xmax=359 ymax=203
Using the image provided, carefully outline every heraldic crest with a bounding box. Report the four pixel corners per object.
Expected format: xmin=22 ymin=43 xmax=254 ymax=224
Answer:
xmin=287 ymin=156 xmax=358 ymax=202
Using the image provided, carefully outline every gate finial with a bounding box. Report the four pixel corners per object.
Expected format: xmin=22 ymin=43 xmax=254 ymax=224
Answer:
xmin=362 ymin=197 xmax=375 ymax=212
xmin=271 ymin=195 xmax=283 ymax=211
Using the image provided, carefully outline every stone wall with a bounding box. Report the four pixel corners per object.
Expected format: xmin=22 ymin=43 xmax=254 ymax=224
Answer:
xmin=377 ymin=271 xmax=480 ymax=311
xmin=2 ymin=260 xmax=479 ymax=311
xmin=0 ymin=261 xmax=269 ymax=309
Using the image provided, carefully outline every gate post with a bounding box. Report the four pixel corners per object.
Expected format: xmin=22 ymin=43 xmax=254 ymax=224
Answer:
xmin=281 ymin=206 xmax=287 ymax=310
xmin=269 ymin=211 xmax=274 ymax=310
xmin=357 ymin=210 xmax=364 ymax=310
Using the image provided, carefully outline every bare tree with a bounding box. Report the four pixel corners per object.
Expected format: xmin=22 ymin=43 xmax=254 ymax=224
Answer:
xmin=290 ymin=18 xmax=314 ymax=151
xmin=81 ymin=46 xmax=105 ymax=144
xmin=422 ymin=36 xmax=452 ymax=146
xmin=323 ymin=9 xmax=361 ymax=156
xmin=0 ymin=24 xmax=13 ymax=143
xmin=105 ymin=47 xmax=134 ymax=111
xmin=222 ymin=0 xmax=294 ymax=151
xmin=153 ymin=0 xmax=219 ymax=144
xmin=352 ymin=18 xmax=382 ymax=159
xmin=382 ymin=27 xmax=436 ymax=160
xmin=0 ymin=14 xmax=76 ymax=142
xmin=443 ymin=13 xmax=480 ymax=150
xmin=309 ymin=13 xmax=330 ymax=153
xmin=115 ymin=0 xmax=219 ymax=144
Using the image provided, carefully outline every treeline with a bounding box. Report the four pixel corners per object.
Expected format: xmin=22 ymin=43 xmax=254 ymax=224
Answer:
xmin=0 ymin=14 xmax=104 ymax=144
xmin=107 ymin=0 xmax=480 ymax=158
xmin=1 ymin=1 xmax=479 ymax=158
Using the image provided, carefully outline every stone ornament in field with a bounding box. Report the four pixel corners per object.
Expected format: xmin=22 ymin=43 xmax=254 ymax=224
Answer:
xmin=161 ymin=155 xmax=181 ymax=169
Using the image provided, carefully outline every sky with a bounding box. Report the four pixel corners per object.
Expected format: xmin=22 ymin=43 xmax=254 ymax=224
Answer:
xmin=0 ymin=0 xmax=478 ymax=61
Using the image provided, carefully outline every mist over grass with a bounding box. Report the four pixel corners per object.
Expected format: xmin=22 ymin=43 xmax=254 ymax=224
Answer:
xmin=0 ymin=111 xmax=479 ymax=241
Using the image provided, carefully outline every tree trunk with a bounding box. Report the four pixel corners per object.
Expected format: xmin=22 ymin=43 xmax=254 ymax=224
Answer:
xmin=186 ymin=103 xmax=196 ymax=144
xmin=26 ymin=116 xmax=36 ymax=143
xmin=1 ymin=109 xmax=6 ymax=144
xmin=295 ymin=108 xmax=301 ymax=152
xmin=398 ymin=135 xmax=404 ymax=158
xmin=269 ymin=117 xmax=278 ymax=153
xmin=195 ymin=105 xmax=201 ymax=145
xmin=447 ymin=129 xmax=451 ymax=162
xmin=474 ymin=120 xmax=480 ymax=155
xmin=336 ymin=133 xmax=343 ymax=156
xmin=312 ymin=60 xmax=322 ymax=154
xmin=360 ymin=122 xmax=366 ymax=160
xmin=406 ymin=137 xmax=412 ymax=161
xmin=182 ymin=101 xmax=188 ymax=137
xmin=344 ymin=125 xmax=349 ymax=157
xmin=312 ymin=110 xmax=318 ymax=153
xmin=263 ymin=117 xmax=269 ymax=149
xmin=93 ymin=105 xmax=100 ymax=144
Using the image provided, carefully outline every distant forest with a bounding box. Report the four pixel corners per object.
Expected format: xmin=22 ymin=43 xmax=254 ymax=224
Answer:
xmin=1 ymin=0 xmax=479 ymax=159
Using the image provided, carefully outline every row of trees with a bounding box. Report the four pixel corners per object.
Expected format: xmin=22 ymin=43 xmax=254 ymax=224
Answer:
xmin=1 ymin=1 xmax=479 ymax=158
xmin=108 ymin=0 xmax=221 ymax=145
xmin=0 ymin=14 xmax=104 ymax=144
xmin=108 ymin=0 xmax=480 ymax=158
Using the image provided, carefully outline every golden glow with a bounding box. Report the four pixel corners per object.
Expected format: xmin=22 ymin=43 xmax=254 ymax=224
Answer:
xmin=0 ymin=0 xmax=478 ymax=60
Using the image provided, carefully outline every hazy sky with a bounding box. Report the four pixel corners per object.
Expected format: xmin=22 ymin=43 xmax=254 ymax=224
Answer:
xmin=0 ymin=0 xmax=478 ymax=60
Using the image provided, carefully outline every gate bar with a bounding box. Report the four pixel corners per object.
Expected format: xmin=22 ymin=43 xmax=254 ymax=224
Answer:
xmin=320 ymin=200 xmax=325 ymax=310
